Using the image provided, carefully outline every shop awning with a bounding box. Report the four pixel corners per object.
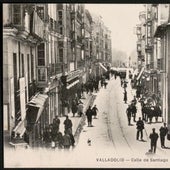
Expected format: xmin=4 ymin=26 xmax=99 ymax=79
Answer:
xmin=136 ymin=67 xmax=145 ymax=80
xmin=27 ymin=94 xmax=48 ymax=123
xmin=154 ymin=22 xmax=169 ymax=38
xmin=99 ymin=63 xmax=107 ymax=71
xmin=66 ymin=80 xmax=79 ymax=89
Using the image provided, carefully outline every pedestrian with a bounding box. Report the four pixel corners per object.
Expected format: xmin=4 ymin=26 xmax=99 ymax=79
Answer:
xmin=141 ymin=103 xmax=147 ymax=121
xmin=121 ymin=79 xmax=124 ymax=87
xmin=86 ymin=106 xmax=93 ymax=127
xmin=92 ymin=105 xmax=98 ymax=119
xmin=85 ymin=82 xmax=89 ymax=94
xmin=136 ymin=117 xmax=144 ymax=140
xmin=131 ymin=103 xmax=137 ymax=122
xmin=52 ymin=116 xmax=60 ymax=132
xmin=89 ymin=82 xmax=93 ymax=95
xmin=56 ymin=131 xmax=63 ymax=149
xmin=131 ymin=96 xmax=137 ymax=105
xmin=104 ymin=80 xmax=107 ymax=88
xmin=71 ymin=99 xmax=77 ymax=117
xmin=159 ymin=123 xmax=168 ymax=148
xmin=77 ymin=101 xmax=84 ymax=117
xmin=136 ymin=88 xmax=141 ymax=99
xmin=124 ymin=82 xmax=127 ymax=89
xmin=62 ymin=131 xmax=72 ymax=149
xmin=63 ymin=116 xmax=73 ymax=134
xmin=43 ymin=127 xmax=52 ymax=148
xmin=67 ymin=130 xmax=75 ymax=147
xmin=149 ymin=128 xmax=159 ymax=153
xmin=94 ymin=81 xmax=99 ymax=93
xmin=126 ymin=104 xmax=132 ymax=125
xmin=101 ymin=79 xmax=104 ymax=88
xmin=124 ymin=89 xmax=127 ymax=104
xmin=114 ymin=72 xmax=117 ymax=80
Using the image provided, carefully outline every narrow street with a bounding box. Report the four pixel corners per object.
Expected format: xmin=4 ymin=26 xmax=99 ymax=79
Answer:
xmin=69 ymin=72 xmax=170 ymax=168
xmin=4 ymin=73 xmax=170 ymax=168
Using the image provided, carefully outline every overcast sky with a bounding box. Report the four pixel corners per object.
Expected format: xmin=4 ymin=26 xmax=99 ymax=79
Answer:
xmin=85 ymin=4 xmax=145 ymax=57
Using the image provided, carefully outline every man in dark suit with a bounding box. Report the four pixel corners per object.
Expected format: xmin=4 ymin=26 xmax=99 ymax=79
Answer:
xmin=149 ymin=128 xmax=159 ymax=153
xmin=159 ymin=123 xmax=168 ymax=148
xmin=136 ymin=117 xmax=144 ymax=140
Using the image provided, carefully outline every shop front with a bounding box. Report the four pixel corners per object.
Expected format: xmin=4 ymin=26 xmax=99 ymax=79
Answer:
xmin=60 ymin=70 xmax=82 ymax=115
xmin=25 ymin=93 xmax=48 ymax=147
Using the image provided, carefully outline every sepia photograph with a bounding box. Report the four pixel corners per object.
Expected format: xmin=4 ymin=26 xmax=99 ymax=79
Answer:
xmin=2 ymin=3 xmax=170 ymax=168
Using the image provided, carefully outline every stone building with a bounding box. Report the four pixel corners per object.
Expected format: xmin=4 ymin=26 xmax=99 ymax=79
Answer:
xmin=136 ymin=4 xmax=170 ymax=131
xmin=3 ymin=3 xmax=112 ymax=147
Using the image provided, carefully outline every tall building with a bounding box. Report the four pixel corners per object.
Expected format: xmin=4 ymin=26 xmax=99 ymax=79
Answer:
xmin=3 ymin=4 xmax=49 ymax=146
xmin=154 ymin=4 xmax=170 ymax=129
xmin=3 ymin=3 xmax=112 ymax=147
xmin=136 ymin=4 xmax=170 ymax=131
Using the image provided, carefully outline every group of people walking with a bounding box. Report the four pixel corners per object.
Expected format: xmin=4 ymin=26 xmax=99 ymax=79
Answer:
xmin=43 ymin=115 xmax=75 ymax=149
xmin=121 ymin=70 xmax=169 ymax=154
xmin=86 ymin=105 xmax=98 ymax=127
xmin=83 ymin=78 xmax=100 ymax=95
xmin=148 ymin=123 xmax=168 ymax=153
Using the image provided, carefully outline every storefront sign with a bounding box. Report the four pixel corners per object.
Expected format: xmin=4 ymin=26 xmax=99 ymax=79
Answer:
xmin=66 ymin=79 xmax=80 ymax=89
xmin=67 ymin=70 xmax=82 ymax=82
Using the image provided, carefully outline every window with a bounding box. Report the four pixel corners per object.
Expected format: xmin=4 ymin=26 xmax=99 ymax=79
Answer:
xmin=60 ymin=27 xmax=63 ymax=35
xmin=58 ymin=41 xmax=63 ymax=47
xmin=12 ymin=4 xmax=22 ymax=25
xmin=31 ymin=54 xmax=34 ymax=80
xmin=38 ymin=68 xmax=46 ymax=81
xmin=27 ymin=54 xmax=30 ymax=82
xmin=59 ymin=49 xmax=63 ymax=62
xmin=38 ymin=43 xmax=45 ymax=66
xmin=147 ymin=26 xmax=151 ymax=37
xmin=147 ymin=12 xmax=151 ymax=19
xmin=137 ymin=27 xmax=141 ymax=35
xmin=50 ymin=18 xmax=54 ymax=29
xmin=13 ymin=53 xmax=19 ymax=90
xmin=20 ymin=54 xmax=24 ymax=77
xmin=58 ymin=11 xmax=62 ymax=20
xmin=54 ymin=21 xmax=57 ymax=30
xmin=37 ymin=6 xmax=44 ymax=20
xmin=58 ymin=20 xmax=62 ymax=25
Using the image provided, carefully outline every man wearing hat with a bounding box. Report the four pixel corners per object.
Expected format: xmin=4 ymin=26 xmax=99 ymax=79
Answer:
xmin=126 ymin=104 xmax=132 ymax=125
xmin=159 ymin=123 xmax=168 ymax=148
xmin=136 ymin=117 xmax=144 ymax=140
xmin=149 ymin=128 xmax=159 ymax=153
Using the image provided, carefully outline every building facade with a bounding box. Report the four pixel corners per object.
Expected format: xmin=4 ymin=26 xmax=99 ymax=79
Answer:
xmin=136 ymin=4 xmax=170 ymax=131
xmin=3 ymin=3 xmax=112 ymax=147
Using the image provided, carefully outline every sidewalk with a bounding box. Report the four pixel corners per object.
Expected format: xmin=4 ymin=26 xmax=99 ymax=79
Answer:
xmin=59 ymin=92 xmax=95 ymax=137
xmin=126 ymin=75 xmax=170 ymax=154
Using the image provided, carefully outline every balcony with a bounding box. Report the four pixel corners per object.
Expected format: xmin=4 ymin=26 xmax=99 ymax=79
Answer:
xmin=145 ymin=43 xmax=153 ymax=51
xmin=71 ymin=12 xmax=75 ymax=20
xmin=77 ymin=60 xmax=85 ymax=69
xmin=137 ymin=43 xmax=142 ymax=52
xmin=139 ymin=11 xmax=146 ymax=22
xmin=47 ymin=63 xmax=62 ymax=77
xmin=77 ymin=35 xmax=82 ymax=44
